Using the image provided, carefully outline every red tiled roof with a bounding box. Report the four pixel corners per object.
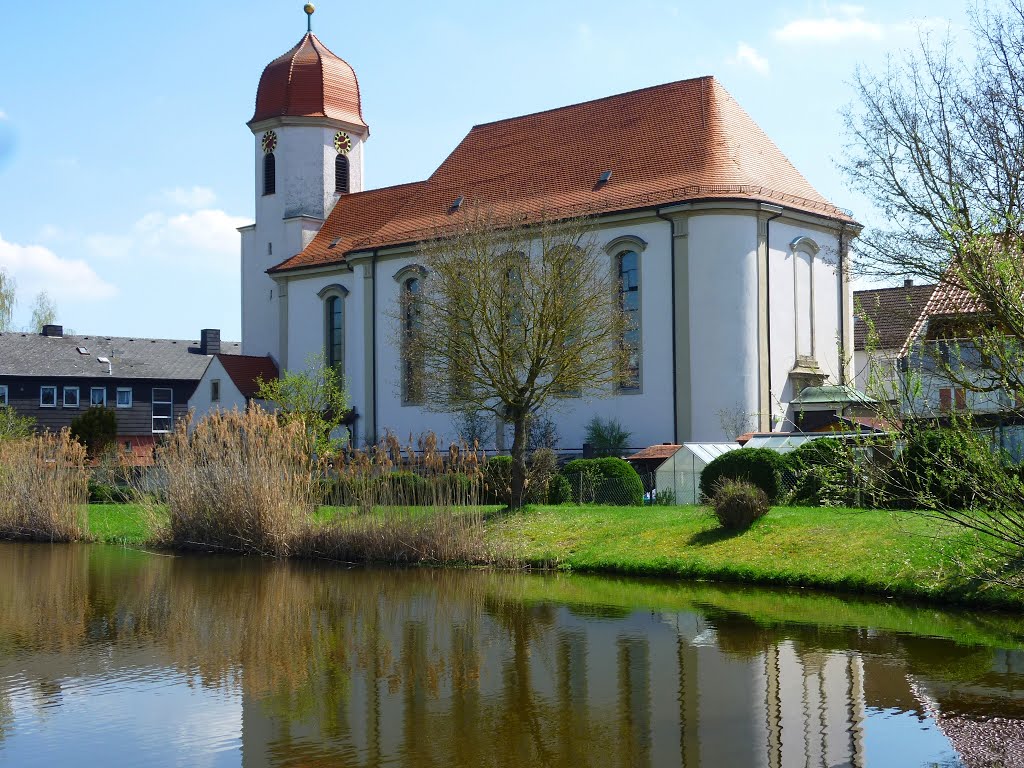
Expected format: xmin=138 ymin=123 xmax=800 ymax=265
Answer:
xmin=217 ymin=354 xmax=278 ymax=399
xmin=270 ymin=182 xmax=425 ymax=272
xmin=250 ymin=33 xmax=367 ymax=130
xmin=270 ymin=76 xmax=854 ymax=274
xmin=626 ymin=444 xmax=681 ymax=462
xmin=853 ymin=283 xmax=936 ymax=350
xmin=900 ymin=277 xmax=987 ymax=356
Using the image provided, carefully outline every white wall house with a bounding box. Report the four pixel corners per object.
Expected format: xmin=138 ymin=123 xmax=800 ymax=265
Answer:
xmin=240 ymin=22 xmax=859 ymax=450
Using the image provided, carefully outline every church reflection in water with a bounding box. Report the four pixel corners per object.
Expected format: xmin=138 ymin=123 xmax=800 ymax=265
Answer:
xmin=0 ymin=543 xmax=1022 ymax=767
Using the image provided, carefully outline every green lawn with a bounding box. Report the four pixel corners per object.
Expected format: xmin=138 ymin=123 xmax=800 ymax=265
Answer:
xmin=488 ymin=504 xmax=1015 ymax=606
xmin=84 ymin=502 xmax=1021 ymax=607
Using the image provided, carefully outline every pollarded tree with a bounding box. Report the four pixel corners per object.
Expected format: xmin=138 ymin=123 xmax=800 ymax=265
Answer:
xmin=401 ymin=210 xmax=630 ymax=507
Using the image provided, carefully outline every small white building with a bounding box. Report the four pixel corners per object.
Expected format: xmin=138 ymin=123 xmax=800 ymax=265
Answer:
xmin=241 ymin=14 xmax=860 ymax=450
xmin=190 ymin=354 xmax=278 ymax=422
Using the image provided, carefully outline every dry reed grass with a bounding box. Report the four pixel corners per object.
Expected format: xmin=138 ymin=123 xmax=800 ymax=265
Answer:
xmin=147 ymin=408 xmax=319 ymax=557
xmin=306 ymin=432 xmax=511 ymax=565
xmin=0 ymin=430 xmax=88 ymax=541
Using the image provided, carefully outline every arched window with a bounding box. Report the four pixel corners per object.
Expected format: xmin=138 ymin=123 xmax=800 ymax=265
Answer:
xmin=617 ymin=250 xmax=641 ymax=390
xmin=263 ymin=153 xmax=276 ymax=196
xmin=335 ymin=154 xmax=350 ymax=195
xmin=326 ymin=296 xmax=343 ymax=369
xmin=402 ymin=276 xmax=423 ymax=405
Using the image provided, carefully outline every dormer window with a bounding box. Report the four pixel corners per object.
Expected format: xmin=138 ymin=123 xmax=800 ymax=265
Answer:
xmin=335 ymin=154 xmax=350 ymax=195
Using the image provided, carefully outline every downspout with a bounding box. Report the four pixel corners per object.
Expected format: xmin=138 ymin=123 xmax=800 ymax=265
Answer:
xmin=371 ymin=249 xmax=379 ymax=445
xmin=655 ymin=208 xmax=678 ymax=443
xmin=764 ymin=209 xmax=783 ymax=430
xmin=837 ymin=224 xmax=848 ymax=386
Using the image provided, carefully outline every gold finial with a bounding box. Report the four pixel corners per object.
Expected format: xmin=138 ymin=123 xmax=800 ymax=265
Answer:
xmin=304 ymin=3 xmax=315 ymax=32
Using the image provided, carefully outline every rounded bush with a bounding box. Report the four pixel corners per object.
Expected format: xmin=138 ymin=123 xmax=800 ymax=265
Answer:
xmin=700 ymin=448 xmax=785 ymax=503
xmin=561 ymin=457 xmax=644 ymax=506
xmin=547 ymin=473 xmax=572 ymax=505
xmin=711 ymin=479 xmax=769 ymax=530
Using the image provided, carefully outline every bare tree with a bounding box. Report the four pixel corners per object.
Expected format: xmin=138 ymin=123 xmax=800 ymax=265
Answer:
xmin=0 ymin=268 xmax=13 ymax=332
xmin=29 ymin=291 xmax=56 ymax=332
xmin=400 ymin=209 xmax=629 ymax=506
xmin=843 ymin=1 xmax=1024 ymax=283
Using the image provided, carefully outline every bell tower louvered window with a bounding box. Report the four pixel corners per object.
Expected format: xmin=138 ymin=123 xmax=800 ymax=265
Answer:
xmin=335 ymin=154 xmax=350 ymax=195
xmin=263 ymin=153 xmax=276 ymax=196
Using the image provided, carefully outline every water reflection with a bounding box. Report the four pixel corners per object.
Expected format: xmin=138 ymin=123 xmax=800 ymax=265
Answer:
xmin=0 ymin=543 xmax=1022 ymax=767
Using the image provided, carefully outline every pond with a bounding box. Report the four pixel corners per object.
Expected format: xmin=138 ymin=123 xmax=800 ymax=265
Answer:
xmin=0 ymin=543 xmax=1022 ymax=767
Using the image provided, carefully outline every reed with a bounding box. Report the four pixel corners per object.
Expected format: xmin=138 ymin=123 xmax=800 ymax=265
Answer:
xmin=0 ymin=429 xmax=88 ymax=541
xmin=304 ymin=432 xmax=510 ymax=565
xmin=149 ymin=408 xmax=319 ymax=557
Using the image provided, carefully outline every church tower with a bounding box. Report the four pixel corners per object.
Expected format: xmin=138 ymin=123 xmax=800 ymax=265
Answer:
xmin=241 ymin=4 xmax=369 ymax=359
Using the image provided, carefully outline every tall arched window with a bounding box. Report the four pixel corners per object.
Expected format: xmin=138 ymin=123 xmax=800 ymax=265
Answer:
xmin=326 ymin=295 xmax=343 ymax=369
xmin=335 ymin=154 xmax=350 ymax=195
xmin=402 ymin=276 xmax=423 ymax=404
xmin=617 ymin=250 xmax=641 ymax=390
xmin=263 ymin=153 xmax=276 ymax=196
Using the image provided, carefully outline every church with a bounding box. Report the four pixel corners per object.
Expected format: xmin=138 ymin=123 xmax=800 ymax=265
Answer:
xmin=240 ymin=9 xmax=860 ymax=450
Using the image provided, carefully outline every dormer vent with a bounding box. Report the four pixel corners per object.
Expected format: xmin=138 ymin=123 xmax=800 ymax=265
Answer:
xmin=76 ymin=347 xmax=89 ymax=355
xmin=450 ymin=196 xmax=464 ymax=213
xmin=597 ymin=170 xmax=613 ymax=185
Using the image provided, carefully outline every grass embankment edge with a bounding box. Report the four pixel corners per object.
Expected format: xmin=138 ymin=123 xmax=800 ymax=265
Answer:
xmin=84 ymin=502 xmax=1024 ymax=610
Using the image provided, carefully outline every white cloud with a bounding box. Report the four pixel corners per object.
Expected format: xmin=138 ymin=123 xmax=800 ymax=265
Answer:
xmin=134 ymin=208 xmax=249 ymax=267
xmin=774 ymin=5 xmax=884 ymax=43
xmin=0 ymin=232 xmax=117 ymax=303
xmin=161 ymin=185 xmax=217 ymax=209
xmin=730 ymin=42 xmax=770 ymax=75
xmin=0 ymin=110 xmax=8 ymax=121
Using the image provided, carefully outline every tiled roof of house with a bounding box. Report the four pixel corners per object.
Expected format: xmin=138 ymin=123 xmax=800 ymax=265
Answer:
xmin=0 ymin=333 xmax=240 ymax=380
xmin=216 ymin=354 xmax=278 ymax=399
xmin=626 ymin=444 xmax=682 ymax=462
xmin=250 ymin=32 xmax=367 ymax=130
xmin=270 ymin=76 xmax=854 ymax=274
xmin=853 ymin=282 xmax=936 ymax=351
xmin=899 ymin=278 xmax=987 ymax=356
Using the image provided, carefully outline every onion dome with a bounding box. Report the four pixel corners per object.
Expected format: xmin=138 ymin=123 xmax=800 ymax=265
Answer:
xmin=250 ymin=32 xmax=368 ymax=131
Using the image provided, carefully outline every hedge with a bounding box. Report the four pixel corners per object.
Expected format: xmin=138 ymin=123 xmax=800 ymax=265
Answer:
xmin=561 ymin=457 xmax=644 ymax=506
xmin=699 ymin=448 xmax=786 ymax=503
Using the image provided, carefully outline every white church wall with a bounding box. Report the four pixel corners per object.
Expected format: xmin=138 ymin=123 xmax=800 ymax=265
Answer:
xmin=371 ymin=218 xmax=677 ymax=451
xmin=686 ymin=214 xmax=760 ymax=442
xmin=766 ymin=218 xmax=844 ymax=428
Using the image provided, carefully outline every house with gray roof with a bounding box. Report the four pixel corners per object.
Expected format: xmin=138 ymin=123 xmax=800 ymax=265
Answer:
xmin=0 ymin=325 xmax=273 ymax=457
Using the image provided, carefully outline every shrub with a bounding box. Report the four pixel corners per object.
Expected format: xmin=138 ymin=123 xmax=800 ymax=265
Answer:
xmin=653 ymin=488 xmax=676 ymax=506
xmin=891 ymin=428 xmax=1019 ymax=511
xmin=0 ymin=430 xmax=88 ymax=541
xmin=0 ymin=406 xmax=34 ymax=442
xmin=526 ymin=448 xmax=559 ymax=504
xmin=547 ymin=473 xmax=572 ymax=505
xmin=711 ymin=479 xmax=769 ymax=530
xmin=561 ymin=457 xmax=644 ymax=506
xmin=70 ymin=407 xmax=117 ymax=457
xmin=482 ymin=455 xmax=513 ymax=505
xmin=700 ymin=448 xmax=785 ymax=503
xmin=583 ymin=416 xmax=631 ymax=457
xmin=785 ymin=438 xmax=856 ymax=507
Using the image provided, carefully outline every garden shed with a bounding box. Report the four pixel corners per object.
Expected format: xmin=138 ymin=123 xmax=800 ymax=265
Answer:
xmin=650 ymin=443 xmax=740 ymax=505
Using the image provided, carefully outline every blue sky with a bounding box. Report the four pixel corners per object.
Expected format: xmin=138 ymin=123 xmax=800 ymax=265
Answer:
xmin=0 ymin=1 xmax=970 ymax=340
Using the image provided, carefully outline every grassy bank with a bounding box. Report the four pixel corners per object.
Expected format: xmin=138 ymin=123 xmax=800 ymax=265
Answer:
xmin=493 ymin=504 xmax=1017 ymax=606
xmin=85 ymin=502 xmax=1024 ymax=607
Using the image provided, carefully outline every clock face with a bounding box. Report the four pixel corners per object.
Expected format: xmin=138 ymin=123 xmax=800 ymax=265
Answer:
xmin=333 ymin=131 xmax=352 ymax=154
xmin=261 ymin=130 xmax=278 ymax=154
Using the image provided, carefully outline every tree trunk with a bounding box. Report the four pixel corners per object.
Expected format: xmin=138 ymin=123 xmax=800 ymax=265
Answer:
xmin=510 ymin=412 xmax=529 ymax=509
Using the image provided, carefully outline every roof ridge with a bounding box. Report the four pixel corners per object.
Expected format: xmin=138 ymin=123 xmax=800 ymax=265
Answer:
xmin=468 ymin=75 xmax=716 ymax=131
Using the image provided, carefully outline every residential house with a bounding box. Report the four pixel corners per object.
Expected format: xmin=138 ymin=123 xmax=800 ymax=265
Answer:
xmin=0 ymin=326 xmax=272 ymax=458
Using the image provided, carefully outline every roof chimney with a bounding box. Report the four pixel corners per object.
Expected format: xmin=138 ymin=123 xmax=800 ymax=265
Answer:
xmin=904 ymin=278 xmax=914 ymax=288
xmin=41 ymin=324 xmax=63 ymax=337
xmin=200 ymin=328 xmax=221 ymax=356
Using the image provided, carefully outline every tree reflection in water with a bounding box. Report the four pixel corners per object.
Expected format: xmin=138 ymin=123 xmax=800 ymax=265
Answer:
xmin=0 ymin=543 xmax=1022 ymax=767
